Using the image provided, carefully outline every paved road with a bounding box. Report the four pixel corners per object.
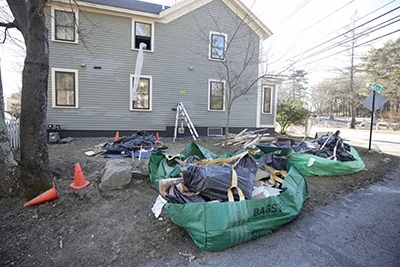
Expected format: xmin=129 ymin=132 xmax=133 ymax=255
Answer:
xmin=187 ymin=169 xmax=400 ymax=267
xmin=309 ymin=126 xmax=400 ymax=156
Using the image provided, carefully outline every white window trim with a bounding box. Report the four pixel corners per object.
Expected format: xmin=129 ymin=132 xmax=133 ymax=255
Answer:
xmin=261 ymin=85 xmax=273 ymax=114
xmin=131 ymin=19 xmax=155 ymax=52
xmin=208 ymin=79 xmax=226 ymax=112
xmin=51 ymin=5 xmax=79 ymax=44
xmin=51 ymin=68 xmax=79 ymax=108
xmin=208 ymin=31 xmax=227 ymax=61
xmin=130 ymin=74 xmax=153 ymax=111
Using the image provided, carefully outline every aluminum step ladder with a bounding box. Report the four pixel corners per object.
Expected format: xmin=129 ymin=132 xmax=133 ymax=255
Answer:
xmin=173 ymin=102 xmax=199 ymax=142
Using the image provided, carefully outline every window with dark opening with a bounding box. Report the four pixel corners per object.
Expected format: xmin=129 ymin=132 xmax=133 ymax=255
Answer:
xmin=263 ymin=86 xmax=272 ymax=113
xmin=132 ymin=77 xmax=150 ymax=109
xmin=210 ymin=33 xmax=226 ymax=60
xmin=135 ymin=22 xmax=151 ymax=50
xmin=209 ymin=81 xmax=224 ymax=110
xmin=55 ymin=10 xmax=76 ymax=42
xmin=55 ymin=71 xmax=76 ymax=107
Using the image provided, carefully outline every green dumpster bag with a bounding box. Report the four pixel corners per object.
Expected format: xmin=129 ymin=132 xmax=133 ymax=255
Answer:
xmin=148 ymin=142 xmax=232 ymax=190
xmin=164 ymin=166 xmax=308 ymax=251
xmin=255 ymin=142 xmax=295 ymax=156
xmin=287 ymin=146 xmax=365 ymax=177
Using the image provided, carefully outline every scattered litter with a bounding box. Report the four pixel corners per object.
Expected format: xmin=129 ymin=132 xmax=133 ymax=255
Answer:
xmin=179 ymin=251 xmax=196 ymax=262
xmin=151 ymin=195 xmax=167 ymax=218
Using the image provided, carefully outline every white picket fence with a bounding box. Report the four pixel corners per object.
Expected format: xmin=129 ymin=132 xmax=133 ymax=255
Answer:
xmin=6 ymin=120 xmax=20 ymax=149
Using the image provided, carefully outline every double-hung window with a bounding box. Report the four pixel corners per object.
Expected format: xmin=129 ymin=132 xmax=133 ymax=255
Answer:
xmin=134 ymin=22 xmax=152 ymax=51
xmin=52 ymin=7 xmax=78 ymax=43
xmin=209 ymin=32 xmax=226 ymax=60
xmin=262 ymin=86 xmax=272 ymax=113
xmin=52 ymin=68 xmax=78 ymax=108
xmin=130 ymin=75 xmax=152 ymax=111
xmin=209 ymin=80 xmax=225 ymax=111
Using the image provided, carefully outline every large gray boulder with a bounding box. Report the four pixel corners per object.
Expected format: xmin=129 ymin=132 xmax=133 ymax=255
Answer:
xmin=100 ymin=159 xmax=132 ymax=190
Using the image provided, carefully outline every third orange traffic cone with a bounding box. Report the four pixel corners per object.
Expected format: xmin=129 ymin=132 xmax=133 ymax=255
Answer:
xmin=155 ymin=132 xmax=160 ymax=141
xmin=24 ymin=182 xmax=58 ymax=207
xmin=70 ymin=163 xmax=90 ymax=190
xmin=114 ymin=131 xmax=120 ymax=142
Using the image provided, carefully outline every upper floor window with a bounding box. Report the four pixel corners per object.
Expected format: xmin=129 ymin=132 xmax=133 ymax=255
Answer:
xmin=209 ymin=32 xmax=227 ymax=60
xmin=262 ymin=86 xmax=272 ymax=113
xmin=209 ymin=80 xmax=225 ymax=111
xmin=51 ymin=7 xmax=78 ymax=43
xmin=130 ymin=75 xmax=152 ymax=111
xmin=134 ymin=22 xmax=152 ymax=51
xmin=52 ymin=68 xmax=79 ymax=108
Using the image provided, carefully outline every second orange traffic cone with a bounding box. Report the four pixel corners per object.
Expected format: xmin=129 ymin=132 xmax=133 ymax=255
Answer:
xmin=70 ymin=163 xmax=90 ymax=190
xmin=155 ymin=132 xmax=160 ymax=141
xmin=114 ymin=131 xmax=120 ymax=142
xmin=24 ymin=182 xmax=58 ymax=207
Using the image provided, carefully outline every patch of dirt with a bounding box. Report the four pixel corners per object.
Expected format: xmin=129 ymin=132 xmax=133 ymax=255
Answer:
xmin=0 ymin=136 xmax=399 ymax=266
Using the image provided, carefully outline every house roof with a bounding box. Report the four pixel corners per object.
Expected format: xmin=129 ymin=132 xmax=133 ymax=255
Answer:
xmin=53 ymin=0 xmax=272 ymax=40
xmin=79 ymin=0 xmax=168 ymax=14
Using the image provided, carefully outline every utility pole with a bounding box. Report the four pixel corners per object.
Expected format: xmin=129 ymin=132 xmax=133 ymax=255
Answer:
xmin=349 ymin=11 xmax=357 ymax=128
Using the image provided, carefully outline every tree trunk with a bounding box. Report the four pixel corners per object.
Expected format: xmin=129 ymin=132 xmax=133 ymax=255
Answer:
xmin=224 ymin=106 xmax=232 ymax=146
xmin=0 ymin=62 xmax=19 ymax=197
xmin=18 ymin=0 xmax=52 ymax=198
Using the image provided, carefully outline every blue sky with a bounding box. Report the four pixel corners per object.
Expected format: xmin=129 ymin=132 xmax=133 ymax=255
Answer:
xmin=1 ymin=0 xmax=399 ymax=98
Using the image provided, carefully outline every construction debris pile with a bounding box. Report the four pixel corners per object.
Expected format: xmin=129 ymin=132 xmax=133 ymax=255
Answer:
xmin=149 ymin=142 xmax=308 ymax=251
xmin=151 ymin=144 xmax=290 ymax=206
xmin=256 ymin=130 xmax=354 ymax=162
xmin=87 ymin=131 xmax=167 ymax=158
xmin=213 ymin=128 xmax=272 ymax=148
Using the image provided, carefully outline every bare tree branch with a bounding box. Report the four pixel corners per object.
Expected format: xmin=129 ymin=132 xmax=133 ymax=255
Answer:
xmin=6 ymin=0 xmax=28 ymax=36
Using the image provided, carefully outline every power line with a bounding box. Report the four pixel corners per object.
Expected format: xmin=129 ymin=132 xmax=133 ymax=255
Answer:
xmin=279 ymin=28 xmax=400 ymax=74
xmin=269 ymin=0 xmax=400 ymax=65
xmin=301 ymin=15 xmax=400 ymax=62
xmin=269 ymin=4 xmax=400 ymax=67
xmin=292 ymin=0 xmax=355 ymax=39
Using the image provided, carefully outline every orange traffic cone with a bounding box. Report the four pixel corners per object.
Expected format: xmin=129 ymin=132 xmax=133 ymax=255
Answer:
xmin=70 ymin=163 xmax=90 ymax=190
xmin=114 ymin=131 xmax=120 ymax=142
xmin=24 ymin=182 xmax=58 ymax=207
xmin=155 ymin=132 xmax=160 ymax=141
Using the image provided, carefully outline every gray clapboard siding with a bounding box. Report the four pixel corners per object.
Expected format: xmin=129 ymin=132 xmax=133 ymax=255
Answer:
xmin=47 ymin=0 xmax=265 ymax=131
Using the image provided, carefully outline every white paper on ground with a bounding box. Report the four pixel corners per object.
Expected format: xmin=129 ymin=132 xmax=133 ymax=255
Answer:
xmin=151 ymin=195 xmax=167 ymax=218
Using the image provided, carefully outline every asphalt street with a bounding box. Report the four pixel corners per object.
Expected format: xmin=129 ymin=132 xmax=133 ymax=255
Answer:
xmin=193 ymin=169 xmax=400 ymax=267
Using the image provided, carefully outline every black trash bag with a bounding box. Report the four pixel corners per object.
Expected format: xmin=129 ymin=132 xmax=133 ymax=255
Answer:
xmin=334 ymin=142 xmax=355 ymax=161
xmin=256 ymin=153 xmax=287 ymax=171
xmin=101 ymin=130 xmax=156 ymax=154
xmin=185 ymin=155 xmax=201 ymax=164
xmin=272 ymin=155 xmax=288 ymax=170
xmin=311 ymin=149 xmax=333 ymax=159
xmin=183 ymin=153 xmax=257 ymax=202
xmin=164 ymin=185 xmax=206 ymax=204
xmin=270 ymin=140 xmax=292 ymax=148
xmin=292 ymin=141 xmax=310 ymax=152
xmin=315 ymin=130 xmax=341 ymax=149
xmin=256 ymin=153 xmax=273 ymax=166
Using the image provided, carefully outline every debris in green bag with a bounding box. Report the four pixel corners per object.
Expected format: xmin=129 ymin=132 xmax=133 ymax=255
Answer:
xmin=287 ymin=146 xmax=365 ymax=176
xmin=164 ymin=166 xmax=308 ymax=251
xmin=149 ymin=142 xmax=232 ymax=190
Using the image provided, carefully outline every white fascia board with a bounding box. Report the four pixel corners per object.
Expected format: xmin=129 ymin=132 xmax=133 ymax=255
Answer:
xmin=51 ymin=0 xmax=159 ymax=19
xmin=221 ymin=0 xmax=273 ymax=40
xmin=158 ymin=0 xmax=213 ymax=23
